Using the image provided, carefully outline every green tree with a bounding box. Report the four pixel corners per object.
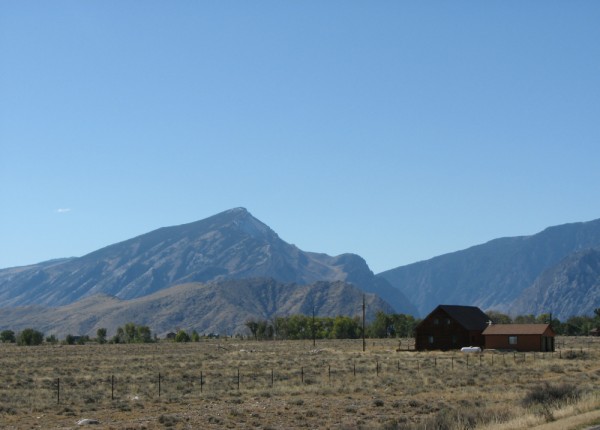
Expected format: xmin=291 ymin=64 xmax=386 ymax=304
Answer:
xmin=112 ymin=327 xmax=125 ymax=343
xmin=46 ymin=334 xmax=58 ymax=344
xmin=514 ymin=314 xmax=536 ymax=324
xmin=65 ymin=334 xmax=76 ymax=345
xmin=367 ymin=312 xmax=418 ymax=338
xmin=564 ymin=316 xmax=593 ymax=336
xmin=17 ymin=328 xmax=44 ymax=346
xmin=245 ymin=320 xmax=259 ymax=340
xmin=487 ymin=311 xmax=512 ymax=324
xmin=111 ymin=323 xmax=153 ymax=343
xmin=316 ymin=317 xmax=334 ymax=339
xmin=273 ymin=317 xmax=289 ymax=340
xmin=286 ymin=315 xmax=310 ymax=339
xmin=124 ymin=322 xmax=137 ymax=343
xmin=592 ymin=308 xmax=600 ymax=331
xmin=256 ymin=320 xmax=268 ymax=340
xmin=0 ymin=330 xmax=16 ymax=343
xmin=191 ymin=330 xmax=200 ymax=342
xmin=389 ymin=314 xmax=419 ymax=338
xmin=96 ymin=328 xmax=107 ymax=344
xmin=175 ymin=330 xmax=191 ymax=342
xmin=136 ymin=325 xmax=152 ymax=343
xmin=368 ymin=311 xmax=393 ymax=338
xmin=331 ymin=316 xmax=360 ymax=339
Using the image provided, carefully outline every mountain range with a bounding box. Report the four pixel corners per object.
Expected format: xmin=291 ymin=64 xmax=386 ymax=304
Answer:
xmin=0 ymin=278 xmax=393 ymax=337
xmin=2 ymin=208 xmax=600 ymax=336
xmin=0 ymin=208 xmax=410 ymax=336
xmin=378 ymin=218 xmax=600 ymax=320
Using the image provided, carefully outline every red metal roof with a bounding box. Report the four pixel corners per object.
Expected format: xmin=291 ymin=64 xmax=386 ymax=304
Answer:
xmin=482 ymin=323 xmax=554 ymax=336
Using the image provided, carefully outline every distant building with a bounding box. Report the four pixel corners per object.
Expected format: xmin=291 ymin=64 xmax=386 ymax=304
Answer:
xmin=415 ymin=305 xmax=490 ymax=351
xmin=165 ymin=332 xmax=176 ymax=340
xmin=482 ymin=323 xmax=555 ymax=352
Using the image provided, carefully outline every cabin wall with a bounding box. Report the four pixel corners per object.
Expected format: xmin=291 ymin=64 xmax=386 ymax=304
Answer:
xmin=415 ymin=308 xmax=484 ymax=350
xmin=485 ymin=334 xmax=554 ymax=352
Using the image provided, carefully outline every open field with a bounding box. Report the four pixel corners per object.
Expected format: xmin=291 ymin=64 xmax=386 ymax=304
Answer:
xmin=1 ymin=337 xmax=600 ymax=429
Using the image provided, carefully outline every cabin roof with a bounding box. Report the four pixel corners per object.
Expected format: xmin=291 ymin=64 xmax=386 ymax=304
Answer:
xmin=417 ymin=305 xmax=490 ymax=331
xmin=482 ymin=323 xmax=554 ymax=336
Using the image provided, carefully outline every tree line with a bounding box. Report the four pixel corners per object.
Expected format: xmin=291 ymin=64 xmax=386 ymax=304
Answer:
xmin=245 ymin=312 xmax=419 ymax=340
xmin=0 ymin=323 xmax=154 ymax=346
xmin=4 ymin=310 xmax=600 ymax=346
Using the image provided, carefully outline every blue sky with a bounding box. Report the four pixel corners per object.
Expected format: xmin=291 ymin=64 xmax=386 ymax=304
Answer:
xmin=1 ymin=2 xmax=599 ymax=273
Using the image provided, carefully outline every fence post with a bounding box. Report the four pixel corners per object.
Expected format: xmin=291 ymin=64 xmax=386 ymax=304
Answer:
xmin=57 ymin=378 xmax=60 ymax=405
xmin=301 ymin=367 xmax=304 ymax=383
xmin=111 ymin=375 xmax=114 ymax=400
xmin=451 ymin=356 xmax=454 ymax=370
xmin=271 ymin=369 xmax=274 ymax=388
xmin=466 ymin=355 xmax=469 ymax=368
xmin=376 ymin=360 xmax=379 ymax=376
xmin=353 ymin=361 xmax=356 ymax=377
xmin=237 ymin=368 xmax=240 ymax=390
xmin=158 ymin=373 xmax=161 ymax=397
xmin=479 ymin=353 xmax=482 ymax=367
xmin=200 ymin=371 xmax=203 ymax=393
xmin=435 ymin=357 xmax=437 ymax=367
xmin=397 ymin=360 xmax=400 ymax=373
xmin=328 ymin=365 xmax=331 ymax=382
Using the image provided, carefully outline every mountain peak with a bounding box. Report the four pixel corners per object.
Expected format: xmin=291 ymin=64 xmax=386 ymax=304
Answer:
xmin=224 ymin=207 xmax=249 ymax=216
xmin=211 ymin=207 xmax=274 ymax=240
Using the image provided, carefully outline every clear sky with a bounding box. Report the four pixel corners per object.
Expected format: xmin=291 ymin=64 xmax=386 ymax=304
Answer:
xmin=1 ymin=2 xmax=599 ymax=274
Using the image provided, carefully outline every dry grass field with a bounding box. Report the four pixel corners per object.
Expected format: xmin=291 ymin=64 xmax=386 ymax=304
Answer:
xmin=1 ymin=337 xmax=600 ymax=429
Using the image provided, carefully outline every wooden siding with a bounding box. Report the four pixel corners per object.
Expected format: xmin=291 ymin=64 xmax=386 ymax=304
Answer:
xmin=415 ymin=307 xmax=485 ymax=351
xmin=483 ymin=325 xmax=555 ymax=352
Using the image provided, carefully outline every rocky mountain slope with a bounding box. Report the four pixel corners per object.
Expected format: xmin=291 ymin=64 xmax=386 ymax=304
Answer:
xmin=0 ymin=278 xmax=394 ymax=337
xmin=511 ymin=249 xmax=600 ymax=320
xmin=0 ymin=208 xmax=415 ymax=314
xmin=378 ymin=219 xmax=600 ymax=317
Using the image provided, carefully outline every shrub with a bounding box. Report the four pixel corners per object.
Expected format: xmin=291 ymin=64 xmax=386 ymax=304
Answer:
xmin=564 ymin=350 xmax=586 ymax=360
xmin=112 ymin=323 xmax=154 ymax=343
xmin=159 ymin=414 xmax=181 ymax=427
xmin=175 ymin=330 xmax=191 ymax=342
xmin=0 ymin=329 xmax=16 ymax=343
xmin=96 ymin=328 xmax=107 ymax=344
xmin=16 ymin=328 xmax=44 ymax=346
xmin=522 ymin=382 xmax=581 ymax=407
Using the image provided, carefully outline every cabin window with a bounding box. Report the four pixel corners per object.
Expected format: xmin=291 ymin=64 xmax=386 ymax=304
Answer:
xmin=433 ymin=318 xmax=439 ymax=325
xmin=446 ymin=318 xmax=451 ymax=325
xmin=509 ymin=336 xmax=518 ymax=345
xmin=428 ymin=336 xmax=434 ymax=344
xmin=451 ymin=335 xmax=457 ymax=344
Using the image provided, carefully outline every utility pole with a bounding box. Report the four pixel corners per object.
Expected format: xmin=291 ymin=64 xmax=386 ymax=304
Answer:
xmin=362 ymin=294 xmax=366 ymax=352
